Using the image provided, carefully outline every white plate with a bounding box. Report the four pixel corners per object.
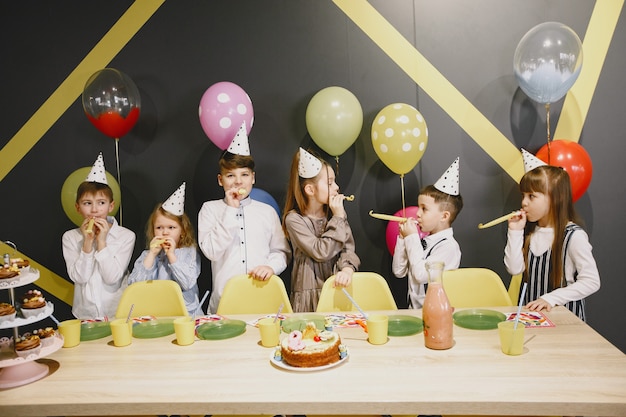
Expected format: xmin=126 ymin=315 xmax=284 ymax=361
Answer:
xmin=269 ymin=350 xmax=349 ymax=372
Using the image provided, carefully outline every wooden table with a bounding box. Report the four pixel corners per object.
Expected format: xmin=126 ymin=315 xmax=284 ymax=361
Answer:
xmin=0 ymin=307 xmax=625 ymax=417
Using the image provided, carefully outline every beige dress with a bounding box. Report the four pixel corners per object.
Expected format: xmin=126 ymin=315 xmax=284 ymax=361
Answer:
xmin=284 ymin=211 xmax=360 ymax=312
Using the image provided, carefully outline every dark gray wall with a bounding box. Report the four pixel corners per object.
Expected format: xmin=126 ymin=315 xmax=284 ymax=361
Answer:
xmin=1 ymin=1 xmax=624 ymax=352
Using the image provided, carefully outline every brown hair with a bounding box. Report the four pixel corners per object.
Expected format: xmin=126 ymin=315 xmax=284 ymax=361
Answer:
xmin=282 ymin=149 xmax=331 ymax=236
xmin=75 ymin=181 xmax=114 ymax=203
xmin=218 ymin=152 xmax=255 ymax=173
xmin=145 ymin=205 xmax=196 ymax=248
xmin=419 ymin=184 xmax=464 ymax=224
xmin=519 ymin=165 xmax=581 ymax=290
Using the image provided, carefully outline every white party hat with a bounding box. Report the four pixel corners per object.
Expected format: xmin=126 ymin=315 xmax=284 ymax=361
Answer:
xmin=521 ymin=148 xmax=547 ymax=172
xmin=162 ymin=182 xmax=186 ymax=216
xmin=226 ymin=121 xmax=250 ymax=156
xmin=433 ymin=157 xmax=460 ymax=196
xmin=298 ymin=148 xmax=322 ymax=178
xmin=85 ymin=152 xmax=108 ymax=184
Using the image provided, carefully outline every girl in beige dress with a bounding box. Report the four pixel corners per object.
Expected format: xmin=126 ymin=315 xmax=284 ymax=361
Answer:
xmin=282 ymin=148 xmax=360 ymax=312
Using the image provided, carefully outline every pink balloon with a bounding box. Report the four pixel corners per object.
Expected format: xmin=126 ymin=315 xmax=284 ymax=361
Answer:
xmin=199 ymin=81 xmax=254 ymax=150
xmin=385 ymin=206 xmax=429 ymax=256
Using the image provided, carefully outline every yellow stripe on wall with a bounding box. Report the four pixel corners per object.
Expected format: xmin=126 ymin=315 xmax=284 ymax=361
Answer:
xmin=556 ymin=0 xmax=624 ymax=142
xmin=0 ymin=0 xmax=165 ymax=182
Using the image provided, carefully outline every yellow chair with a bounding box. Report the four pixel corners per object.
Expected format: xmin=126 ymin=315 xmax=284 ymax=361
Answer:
xmin=442 ymin=268 xmax=513 ymax=308
xmin=216 ymin=274 xmax=293 ymax=315
xmin=316 ymin=271 xmax=398 ymax=312
xmin=508 ymin=273 xmax=523 ymax=305
xmin=115 ymin=280 xmax=188 ymax=318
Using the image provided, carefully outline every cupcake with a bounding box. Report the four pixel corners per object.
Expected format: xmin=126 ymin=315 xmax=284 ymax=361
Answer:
xmin=14 ymin=334 xmax=41 ymax=358
xmin=33 ymin=327 xmax=56 ymax=347
xmin=20 ymin=289 xmax=47 ymax=318
xmin=0 ymin=302 xmax=16 ymax=323
xmin=0 ymin=265 xmax=19 ymax=280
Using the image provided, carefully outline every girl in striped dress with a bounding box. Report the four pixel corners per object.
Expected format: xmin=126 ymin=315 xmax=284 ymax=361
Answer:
xmin=504 ymin=165 xmax=600 ymax=321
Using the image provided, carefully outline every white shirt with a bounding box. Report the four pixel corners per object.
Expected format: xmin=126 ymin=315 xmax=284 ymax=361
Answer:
xmin=62 ymin=216 xmax=136 ymax=319
xmin=197 ymin=198 xmax=290 ymax=313
xmin=504 ymin=224 xmax=600 ymax=307
xmin=392 ymin=227 xmax=461 ymax=308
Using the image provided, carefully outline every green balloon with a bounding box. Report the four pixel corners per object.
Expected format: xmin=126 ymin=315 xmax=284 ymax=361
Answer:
xmin=61 ymin=167 xmax=121 ymax=226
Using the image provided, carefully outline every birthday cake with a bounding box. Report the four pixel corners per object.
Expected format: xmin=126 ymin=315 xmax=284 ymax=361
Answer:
xmin=280 ymin=322 xmax=343 ymax=368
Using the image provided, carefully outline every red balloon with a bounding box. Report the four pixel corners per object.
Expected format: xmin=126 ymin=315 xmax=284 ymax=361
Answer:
xmin=85 ymin=108 xmax=140 ymax=138
xmin=385 ymin=206 xmax=429 ymax=256
xmin=536 ymin=139 xmax=593 ymax=202
xmin=82 ymin=68 xmax=141 ymax=139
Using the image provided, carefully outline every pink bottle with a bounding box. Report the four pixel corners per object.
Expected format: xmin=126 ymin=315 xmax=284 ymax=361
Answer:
xmin=422 ymin=261 xmax=454 ymax=350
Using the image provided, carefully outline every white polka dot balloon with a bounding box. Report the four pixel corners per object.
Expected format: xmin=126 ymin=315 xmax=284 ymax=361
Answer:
xmin=371 ymin=103 xmax=428 ymax=175
xmin=199 ymin=81 xmax=254 ymax=150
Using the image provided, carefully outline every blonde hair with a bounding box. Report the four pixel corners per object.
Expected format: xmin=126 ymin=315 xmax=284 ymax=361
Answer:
xmin=520 ymin=165 xmax=581 ymax=290
xmin=145 ymin=204 xmax=196 ymax=248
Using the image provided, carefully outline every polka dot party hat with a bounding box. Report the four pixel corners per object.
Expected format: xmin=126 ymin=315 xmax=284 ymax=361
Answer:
xmin=298 ymin=147 xmax=322 ymax=178
xmin=85 ymin=152 xmax=108 ymax=184
xmin=433 ymin=157 xmax=460 ymax=196
xmin=521 ymin=148 xmax=547 ymax=173
xmin=226 ymin=121 xmax=250 ymax=156
xmin=162 ymin=182 xmax=186 ymax=216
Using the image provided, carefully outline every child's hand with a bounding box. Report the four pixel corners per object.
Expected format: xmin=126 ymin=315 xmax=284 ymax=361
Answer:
xmin=333 ymin=267 xmax=353 ymax=287
xmin=149 ymin=237 xmax=166 ymax=253
xmin=224 ymin=186 xmax=243 ymax=208
xmin=526 ymin=297 xmax=551 ymax=312
xmin=248 ymin=265 xmax=274 ymax=281
xmin=399 ymin=218 xmax=418 ymax=238
xmin=161 ymin=237 xmax=177 ymax=254
xmin=328 ymin=195 xmax=346 ymax=218
xmin=508 ymin=210 xmax=527 ymax=230
xmin=81 ymin=218 xmax=96 ymax=240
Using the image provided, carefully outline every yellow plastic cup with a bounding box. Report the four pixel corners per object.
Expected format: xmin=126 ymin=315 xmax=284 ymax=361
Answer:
xmin=498 ymin=320 xmax=525 ymax=355
xmin=58 ymin=319 xmax=81 ymax=348
xmin=366 ymin=314 xmax=389 ymax=345
xmin=258 ymin=317 xmax=280 ymax=347
xmin=110 ymin=318 xmax=133 ymax=347
xmin=174 ymin=316 xmax=196 ymax=346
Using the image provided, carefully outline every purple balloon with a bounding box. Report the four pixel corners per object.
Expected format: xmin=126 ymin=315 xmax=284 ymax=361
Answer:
xmin=198 ymin=81 xmax=254 ymax=150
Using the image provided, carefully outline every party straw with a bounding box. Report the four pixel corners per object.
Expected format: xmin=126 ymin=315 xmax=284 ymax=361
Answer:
xmin=508 ymin=282 xmax=528 ymax=354
xmin=125 ymin=304 xmax=134 ymax=323
xmin=49 ymin=314 xmax=60 ymax=326
xmin=273 ymin=302 xmax=284 ymax=323
xmin=193 ymin=290 xmax=210 ymax=319
xmin=341 ymin=288 xmax=368 ymax=319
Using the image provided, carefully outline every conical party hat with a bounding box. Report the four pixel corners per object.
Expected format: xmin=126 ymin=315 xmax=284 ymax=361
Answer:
xmin=226 ymin=121 xmax=250 ymax=156
xmin=433 ymin=157 xmax=460 ymax=196
xmin=521 ymin=148 xmax=547 ymax=173
xmin=298 ymin=147 xmax=322 ymax=178
xmin=162 ymin=182 xmax=186 ymax=216
xmin=85 ymin=152 xmax=108 ymax=184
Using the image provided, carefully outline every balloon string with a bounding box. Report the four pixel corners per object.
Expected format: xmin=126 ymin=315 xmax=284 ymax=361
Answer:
xmin=400 ymin=174 xmax=406 ymax=216
xmin=335 ymin=155 xmax=339 ymax=178
xmin=115 ymin=138 xmax=123 ymax=226
xmin=545 ymin=103 xmax=551 ymax=164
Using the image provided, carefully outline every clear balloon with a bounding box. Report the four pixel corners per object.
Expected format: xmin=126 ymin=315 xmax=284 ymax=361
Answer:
xmin=514 ymin=22 xmax=583 ymax=104
xmin=61 ymin=167 xmax=121 ymax=226
xmin=199 ymin=81 xmax=254 ymax=150
xmin=250 ymin=187 xmax=280 ymax=218
xmin=305 ymin=86 xmax=363 ymax=156
xmin=372 ymin=103 xmax=428 ymax=175
xmin=385 ymin=206 xmax=429 ymax=256
xmin=82 ymin=68 xmax=141 ymax=138
xmin=535 ymin=139 xmax=592 ymax=202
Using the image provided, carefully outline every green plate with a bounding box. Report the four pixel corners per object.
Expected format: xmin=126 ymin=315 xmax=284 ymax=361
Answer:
xmin=196 ymin=319 xmax=246 ymax=340
xmin=453 ymin=309 xmax=507 ymax=330
xmin=80 ymin=321 xmax=112 ymax=341
xmin=132 ymin=319 xmax=175 ymax=339
xmin=281 ymin=314 xmax=325 ymax=333
xmin=387 ymin=315 xmax=424 ymax=336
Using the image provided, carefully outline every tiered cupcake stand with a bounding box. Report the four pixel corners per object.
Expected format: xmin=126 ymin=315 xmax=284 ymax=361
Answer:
xmin=0 ymin=267 xmax=63 ymax=388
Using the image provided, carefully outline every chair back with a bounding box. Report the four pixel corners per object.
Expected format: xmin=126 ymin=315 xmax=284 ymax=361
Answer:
xmin=316 ymin=272 xmax=398 ymax=312
xmin=508 ymin=273 xmax=523 ymax=305
xmin=216 ymin=274 xmax=293 ymax=315
xmin=442 ymin=268 xmax=513 ymax=308
xmin=115 ymin=280 xmax=188 ymax=318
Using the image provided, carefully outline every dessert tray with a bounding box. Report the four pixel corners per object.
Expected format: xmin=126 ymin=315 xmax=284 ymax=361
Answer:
xmin=269 ymin=350 xmax=349 ymax=372
xmin=0 ymin=334 xmax=63 ymax=389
